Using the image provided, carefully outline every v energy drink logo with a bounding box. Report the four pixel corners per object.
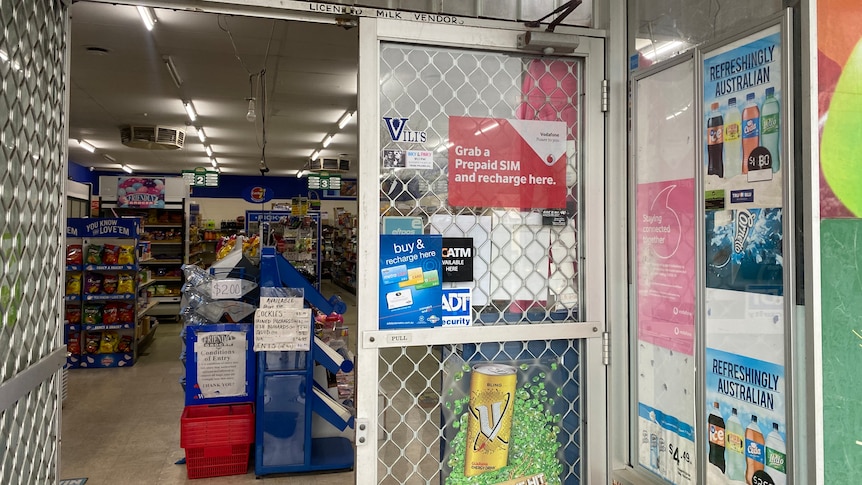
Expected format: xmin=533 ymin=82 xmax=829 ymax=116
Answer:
xmin=734 ymin=209 xmax=754 ymax=253
xmin=470 ymin=395 xmax=512 ymax=448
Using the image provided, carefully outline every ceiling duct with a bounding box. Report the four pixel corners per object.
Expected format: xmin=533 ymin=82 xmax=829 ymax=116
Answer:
xmin=309 ymin=157 xmax=350 ymax=172
xmin=119 ymin=125 xmax=185 ymax=150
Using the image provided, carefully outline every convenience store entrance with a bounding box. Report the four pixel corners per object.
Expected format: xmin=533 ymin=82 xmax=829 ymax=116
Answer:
xmin=354 ymin=17 xmax=609 ymax=484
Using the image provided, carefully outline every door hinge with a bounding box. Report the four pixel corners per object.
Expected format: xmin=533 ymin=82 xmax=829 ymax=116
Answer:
xmin=601 ymin=79 xmax=609 ymax=112
xmin=602 ymin=331 xmax=610 ymax=365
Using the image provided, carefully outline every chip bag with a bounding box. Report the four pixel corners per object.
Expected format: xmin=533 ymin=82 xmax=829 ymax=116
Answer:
xmin=66 ymin=273 xmax=82 ymax=295
xmin=118 ymin=273 xmax=135 ymax=294
xmin=117 ymin=304 xmax=134 ymax=323
xmin=102 ymin=274 xmax=119 ymax=294
xmin=102 ymin=303 xmax=118 ymax=324
xmin=117 ymin=335 xmax=133 ymax=353
xmin=102 ymin=244 xmax=118 ymax=265
xmin=85 ymin=332 xmax=101 ymax=354
xmin=86 ymin=245 xmax=103 ymax=265
xmin=66 ymin=244 xmax=83 ymax=266
xmin=117 ymin=245 xmax=135 ymax=265
xmin=100 ymin=331 xmax=119 ymax=353
xmin=68 ymin=331 xmax=81 ymax=355
xmin=85 ymin=274 xmax=103 ymax=294
xmin=65 ymin=306 xmax=82 ymax=324
xmin=83 ymin=305 xmax=102 ymax=325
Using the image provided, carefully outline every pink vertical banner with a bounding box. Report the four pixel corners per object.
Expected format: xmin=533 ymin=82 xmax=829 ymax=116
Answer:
xmin=636 ymin=178 xmax=696 ymax=355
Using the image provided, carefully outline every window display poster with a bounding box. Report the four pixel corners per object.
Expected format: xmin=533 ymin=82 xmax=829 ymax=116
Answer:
xmin=702 ymin=26 xmax=783 ymax=210
xmin=705 ymin=348 xmax=786 ymax=485
xmin=448 ymin=116 xmax=567 ymax=209
xmin=379 ymin=234 xmax=442 ymax=329
xmin=441 ymin=237 xmax=473 ymax=282
xmin=636 ymin=178 xmax=696 ymax=355
xmin=705 ymin=209 xmax=783 ymax=295
xmin=117 ymin=177 xmax=166 ymax=208
xmin=441 ymin=358 xmax=565 ymax=484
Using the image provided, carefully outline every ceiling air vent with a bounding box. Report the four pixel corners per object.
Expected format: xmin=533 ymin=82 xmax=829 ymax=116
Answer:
xmin=119 ymin=125 xmax=185 ymax=150
xmin=309 ymin=157 xmax=350 ymax=172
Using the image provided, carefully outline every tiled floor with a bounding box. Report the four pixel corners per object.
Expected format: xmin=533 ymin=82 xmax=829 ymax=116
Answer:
xmin=60 ymin=283 xmax=358 ymax=485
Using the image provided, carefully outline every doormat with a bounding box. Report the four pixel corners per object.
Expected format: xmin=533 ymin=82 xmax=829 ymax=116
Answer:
xmin=60 ymin=479 xmax=87 ymax=485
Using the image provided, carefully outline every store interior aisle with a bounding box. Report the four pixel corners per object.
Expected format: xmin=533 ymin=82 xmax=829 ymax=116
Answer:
xmin=60 ymin=282 xmax=357 ymax=485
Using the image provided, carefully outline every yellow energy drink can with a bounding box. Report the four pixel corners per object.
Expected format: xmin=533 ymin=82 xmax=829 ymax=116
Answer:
xmin=464 ymin=363 xmax=517 ymax=477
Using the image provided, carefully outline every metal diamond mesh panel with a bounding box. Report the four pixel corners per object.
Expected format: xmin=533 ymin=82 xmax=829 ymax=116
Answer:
xmin=379 ymin=43 xmax=582 ymax=326
xmin=0 ymin=374 xmax=59 ymax=484
xmin=378 ymin=340 xmax=582 ymax=484
xmin=0 ymin=0 xmax=66 ymax=382
xmin=0 ymin=0 xmax=66 ymax=482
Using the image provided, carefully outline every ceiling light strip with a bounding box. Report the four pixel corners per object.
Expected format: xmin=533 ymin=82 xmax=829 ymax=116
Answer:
xmin=163 ymin=55 xmax=182 ymax=88
xmin=183 ymin=100 xmax=197 ymax=122
xmin=77 ymin=139 xmax=96 ymax=153
xmin=137 ymin=6 xmax=157 ymax=31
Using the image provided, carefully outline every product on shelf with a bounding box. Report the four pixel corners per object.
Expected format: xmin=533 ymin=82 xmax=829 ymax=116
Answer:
xmin=85 ymin=274 xmax=103 ymax=294
xmin=66 ymin=306 xmax=81 ymax=324
xmin=66 ymin=273 xmax=82 ymax=295
xmin=67 ymin=331 xmax=81 ymax=355
xmin=86 ymin=245 xmax=103 ymax=264
xmin=118 ymin=245 xmax=135 ymax=265
xmin=103 ymin=274 xmax=118 ymax=294
xmin=66 ymin=245 xmax=83 ymax=266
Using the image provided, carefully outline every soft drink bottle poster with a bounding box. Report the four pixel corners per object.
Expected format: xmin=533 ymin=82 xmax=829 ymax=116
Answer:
xmin=705 ymin=348 xmax=786 ymax=485
xmin=702 ymin=26 xmax=784 ymax=211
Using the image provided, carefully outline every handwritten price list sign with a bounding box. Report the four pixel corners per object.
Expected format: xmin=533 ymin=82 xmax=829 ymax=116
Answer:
xmin=253 ymin=297 xmax=311 ymax=352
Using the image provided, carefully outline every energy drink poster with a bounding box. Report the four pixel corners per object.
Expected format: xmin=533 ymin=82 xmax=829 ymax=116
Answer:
xmin=448 ymin=116 xmax=567 ymax=210
xmin=441 ymin=359 xmax=565 ymax=484
xmin=634 ymin=59 xmax=697 ymax=484
xmin=704 ymin=348 xmax=786 ymax=485
xmin=379 ymin=234 xmax=442 ymax=329
xmin=702 ymin=26 xmax=783 ymax=210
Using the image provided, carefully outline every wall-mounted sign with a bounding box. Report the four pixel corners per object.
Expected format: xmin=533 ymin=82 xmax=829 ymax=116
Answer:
xmin=382 ymin=217 xmax=423 ymax=235
xmin=182 ymin=167 xmax=219 ymax=187
xmin=242 ymin=185 xmax=273 ymax=204
xmin=117 ymin=177 xmax=165 ymax=208
xmin=383 ymin=116 xmax=427 ymax=143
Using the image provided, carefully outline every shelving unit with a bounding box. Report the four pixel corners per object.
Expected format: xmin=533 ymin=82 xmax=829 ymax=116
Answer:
xmin=65 ymin=218 xmax=154 ymax=368
xmin=255 ymin=247 xmax=354 ymax=476
xmin=328 ymin=211 xmax=356 ymax=293
xmin=247 ymin=211 xmax=321 ymax=289
xmin=98 ymin=175 xmax=190 ymax=320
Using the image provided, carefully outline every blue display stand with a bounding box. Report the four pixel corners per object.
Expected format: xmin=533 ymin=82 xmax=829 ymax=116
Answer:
xmin=255 ymin=247 xmax=354 ymax=476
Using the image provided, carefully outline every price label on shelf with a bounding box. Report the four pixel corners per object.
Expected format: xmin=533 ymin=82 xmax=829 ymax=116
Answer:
xmin=211 ymin=279 xmax=243 ymax=299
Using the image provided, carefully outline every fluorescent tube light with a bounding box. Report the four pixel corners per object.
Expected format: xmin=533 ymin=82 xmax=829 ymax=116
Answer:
xmin=210 ymin=157 xmax=218 ymax=168
xmin=121 ymin=164 xmax=133 ymax=174
xmin=195 ymin=126 xmax=206 ymax=143
xmin=297 ymin=170 xmax=307 ymax=178
xmin=103 ymin=154 xmax=116 ymax=162
xmin=163 ymin=55 xmax=182 ymax=88
xmin=310 ymin=150 xmax=320 ymax=161
xmin=337 ymin=110 xmax=354 ymax=130
xmin=641 ymin=40 xmax=685 ymax=61
xmin=137 ymin=6 xmax=157 ymax=31
xmin=183 ymin=100 xmax=197 ymax=122
xmin=205 ymin=146 xmax=213 ymax=157
xmin=322 ymin=134 xmax=333 ymax=148
xmin=77 ymin=139 xmax=96 ymax=153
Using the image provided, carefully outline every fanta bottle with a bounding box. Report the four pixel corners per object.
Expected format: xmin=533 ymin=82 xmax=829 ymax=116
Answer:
xmin=741 ymin=93 xmax=760 ymax=174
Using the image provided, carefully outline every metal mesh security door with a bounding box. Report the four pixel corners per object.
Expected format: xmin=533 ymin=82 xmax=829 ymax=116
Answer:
xmin=357 ymin=18 xmax=608 ymax=485
xmin=0 ymin=1 xmax=69 ymax=483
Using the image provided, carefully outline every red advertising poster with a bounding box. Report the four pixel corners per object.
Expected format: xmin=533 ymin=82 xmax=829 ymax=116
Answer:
xmin=448 ymin=116 xmax=567 ymax=209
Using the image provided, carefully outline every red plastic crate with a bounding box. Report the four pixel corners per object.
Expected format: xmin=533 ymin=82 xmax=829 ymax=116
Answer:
xmin=181 ymin=403 xmax=254 ymax=479
xmin=185 ymin=444 xmax=250 ymax=479
xmin=180 ymin=403 xmax=254 ymax=448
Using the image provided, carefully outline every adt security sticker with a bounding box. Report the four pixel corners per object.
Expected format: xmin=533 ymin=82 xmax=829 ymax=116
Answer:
xmin=442 ymin=288 xmax=472 ymax=327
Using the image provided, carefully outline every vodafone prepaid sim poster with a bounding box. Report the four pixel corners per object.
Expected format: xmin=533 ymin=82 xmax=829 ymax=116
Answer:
xmin=448 ymin=116 xmax=567 ymax=210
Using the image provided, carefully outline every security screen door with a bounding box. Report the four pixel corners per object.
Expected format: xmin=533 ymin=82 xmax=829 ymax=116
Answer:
xmin=355 ymin=17 xmax=608 ymax=485
xmin=0 ymin=0 xmax=69 ymax=483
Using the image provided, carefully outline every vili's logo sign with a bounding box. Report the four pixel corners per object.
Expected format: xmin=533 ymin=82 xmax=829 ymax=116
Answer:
xmin=383 ymin=117 xmax=427 ymax=143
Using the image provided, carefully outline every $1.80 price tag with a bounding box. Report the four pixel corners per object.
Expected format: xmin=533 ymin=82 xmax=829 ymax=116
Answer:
xmin=211 ymin=279 xmax=243 ymax=300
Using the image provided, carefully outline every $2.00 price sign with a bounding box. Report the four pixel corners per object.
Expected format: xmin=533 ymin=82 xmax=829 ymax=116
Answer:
xmin=211 ymin=279 xmax=244 ymax=300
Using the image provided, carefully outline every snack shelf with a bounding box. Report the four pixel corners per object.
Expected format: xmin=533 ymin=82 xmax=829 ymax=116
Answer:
xmin=137 ymin=299 xmax=159 ymax=318
xmin=141 ymin=259 xmax=184 ymax=265
xmin=65 ymin=217 xmax=144 ymax=369
xmin=152 ymin=277 xmax=183 ymax=283
xmin=148 ymin=240 xmax=183 ymax=245
xmin=139 ymin=279 xmax=157 ymax=290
